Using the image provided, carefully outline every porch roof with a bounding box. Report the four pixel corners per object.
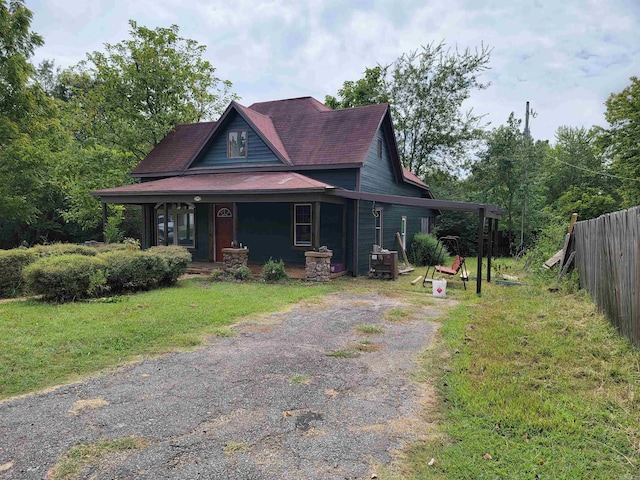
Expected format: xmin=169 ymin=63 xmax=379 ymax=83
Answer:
xmin=93 ymin=172 xmax=336 ymax=198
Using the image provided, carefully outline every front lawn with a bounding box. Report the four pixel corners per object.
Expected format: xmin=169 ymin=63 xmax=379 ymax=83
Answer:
xmin=0 ymin=278 xmax=335 ymax=400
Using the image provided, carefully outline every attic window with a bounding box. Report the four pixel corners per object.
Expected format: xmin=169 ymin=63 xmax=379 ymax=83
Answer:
xmin=377 ymin=138 xmax=382 ymax=158
xmin=228 ymin=130 xmax=247 ymax=158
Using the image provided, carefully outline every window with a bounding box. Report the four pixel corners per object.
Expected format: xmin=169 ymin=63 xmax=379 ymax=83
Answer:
xmin=156 ymin=203 xmax=195 ymax=248
xmin=294 ymin=204 xmax=312 ymax=247
xmin=228 ymin=130 xmax=248 ymax=158
xmin=377 ymin=138 xmax=382 ymax=158
xmin=374 ymin=207 xmax=383 ymax=248
xmin=401 ymin=216 xmax=407 ymax=250
xmin=421 ymin=216 xmax=433 ymax=234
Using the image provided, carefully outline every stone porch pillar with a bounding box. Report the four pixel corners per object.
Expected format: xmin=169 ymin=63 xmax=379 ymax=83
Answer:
xmin=305 ymin=248 xmax=333 ymax=282
xmin=222 ymin=248 xmax=249 ymax=275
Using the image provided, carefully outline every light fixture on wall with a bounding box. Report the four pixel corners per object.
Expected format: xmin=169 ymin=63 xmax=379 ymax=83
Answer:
xmin=193 ymin=196 xmax=202 ymax=202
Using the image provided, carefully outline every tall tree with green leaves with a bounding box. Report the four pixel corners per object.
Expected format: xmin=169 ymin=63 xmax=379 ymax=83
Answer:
xmin=470 ymin=114 xmax=548 ymax=251
xmin=543 ymin=126 xmax=618 ymax=220
xmin=0 ymin=0 xmax=63 ymax=232
xmin=325 ymin=66 xmax=389 ymax=109
xmin=326 ymin=42 xmax=491 ymax=181
xmin=62 ymin=20 xmax=236 ymax=161
xmin=601 ymin=76 xmax=640 ymax=207
xmin=50 ymin=21 xmax=238 ymax=230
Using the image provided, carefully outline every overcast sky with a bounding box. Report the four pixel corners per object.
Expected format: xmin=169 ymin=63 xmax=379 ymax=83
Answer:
xmin=28 ymin=0 xmax=640 ymax=143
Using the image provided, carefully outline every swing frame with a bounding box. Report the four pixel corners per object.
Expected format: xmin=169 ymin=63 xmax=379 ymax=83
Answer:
xmin=423 ymin=235 xmax=469 ymax=290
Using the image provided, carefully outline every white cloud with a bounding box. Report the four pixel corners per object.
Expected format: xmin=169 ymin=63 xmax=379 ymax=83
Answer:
xmin=27 ymin=0 xmax=640 ymax=142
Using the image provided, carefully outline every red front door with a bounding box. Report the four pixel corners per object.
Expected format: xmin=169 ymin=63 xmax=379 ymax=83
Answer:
xmin=214 ymin=204 xmax=234 ymax=261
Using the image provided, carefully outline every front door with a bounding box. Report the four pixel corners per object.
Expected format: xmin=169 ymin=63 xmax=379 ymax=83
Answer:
xmin=214 ymin=204 xmax=234 ymax=261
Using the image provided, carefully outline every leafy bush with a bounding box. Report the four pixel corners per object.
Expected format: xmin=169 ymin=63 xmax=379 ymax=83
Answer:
xmin=23 ymin=254 xmax=108 ymax=302
xmin=408 ymin=233 xmax=446 ymax=267
xmin=209 ymin=269 xmax=224 ymax=281
xmin=148 ymin=246 xmax=192 ymax=285
xmin=231 ymin=265 xmax=252 ymax=281
xmin=0 ymin=248 xmax=39 ymax=297
xmin=261 ymin=258 xmax=288 ymax=282
xmin=521 ymin=220 xmax=567 ymax=275
xmin=33 ymin=243 xmax=97 ymax=257
xmin=100 ymin=250 xmax=166 ymax=293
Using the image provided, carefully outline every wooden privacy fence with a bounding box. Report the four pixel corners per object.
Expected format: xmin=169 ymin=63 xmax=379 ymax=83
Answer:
xmin=573 ymin=206 xmax=640 ymax=347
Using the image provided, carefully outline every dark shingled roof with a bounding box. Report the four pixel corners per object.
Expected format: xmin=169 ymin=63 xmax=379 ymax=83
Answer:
xmin=131 ymin=97 xmax=429 ymax=194
xmin=249 ymin=98 xmax=388 ymax=167
xmin=94 ymin=172 xmax=335 ymax=196
xmin=131 ymin=122 xmax=216 ymax=176
xmin=133 ymin=97 xmax=389 ymax=175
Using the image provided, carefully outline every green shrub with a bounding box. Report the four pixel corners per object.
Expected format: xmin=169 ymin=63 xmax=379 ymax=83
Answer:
xmin=209 ymin=269 xmax=224 ymax=281
xmin=100 ymin=250 xmax=166 ymax=293
xmin=148 ymin=246 xmax=192 ymax=285
xmin=23 ymin=254 xmax=108 ymax=302
xmin=0 ymin=248 xmax=39 ymax=297
xmin=408 ymin=233 xmax=446 ymax=266
xmin=261 ymin=258 xmax=288 ymax=282
xmin=33 ymin=243 xmax=98 ymax=258
xmin=231 ymin=265 xmax=252 ymax=281
xmin=93 ymin=243 xmax=130 ymax=253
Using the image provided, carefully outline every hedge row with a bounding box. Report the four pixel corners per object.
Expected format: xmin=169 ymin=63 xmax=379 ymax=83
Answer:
xmin=0 ymin=243 xmax=191 ymax=301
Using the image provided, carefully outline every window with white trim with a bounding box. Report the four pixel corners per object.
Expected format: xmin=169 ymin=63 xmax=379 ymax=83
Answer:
xmin=228 ymin=130 xmax=247 ymax=158
xmin=155 ymin=203 xmax=195 ymax=248
xmin=293 ymin=204 xmax=312 ymax=247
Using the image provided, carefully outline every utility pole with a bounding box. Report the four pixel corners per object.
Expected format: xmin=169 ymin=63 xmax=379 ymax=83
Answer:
xmin=520 ymin=101 xmax=535 ymax=248
xmin=524 ymin=101 xmax=531 ymax=139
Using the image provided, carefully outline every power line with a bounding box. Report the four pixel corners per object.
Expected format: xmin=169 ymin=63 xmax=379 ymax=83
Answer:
xmin=553 ymin=157 xmax=640 ymax=182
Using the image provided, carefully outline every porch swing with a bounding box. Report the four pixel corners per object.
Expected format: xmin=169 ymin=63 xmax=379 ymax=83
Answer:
xmin=423 ymin=235 xmax=469 ymax=290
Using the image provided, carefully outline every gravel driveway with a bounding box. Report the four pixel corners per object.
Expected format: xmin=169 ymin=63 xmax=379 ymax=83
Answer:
xmin=0 ymin=291 xmax=446 ymax=479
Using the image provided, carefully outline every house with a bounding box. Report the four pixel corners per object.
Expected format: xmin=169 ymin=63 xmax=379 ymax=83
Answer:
xmin=92 ymin=96 xmax=440 ymax=276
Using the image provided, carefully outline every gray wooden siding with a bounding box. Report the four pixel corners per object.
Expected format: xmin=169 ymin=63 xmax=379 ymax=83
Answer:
xmin=360 ymin=127 xmax=424 ymax=197
xmin=191 ymin=112 xmax=281 ymax=168
xmin=303 ymin=169 xmax=358 ymax=190
xmin=356 ymin=200 xmax=434 ymax=275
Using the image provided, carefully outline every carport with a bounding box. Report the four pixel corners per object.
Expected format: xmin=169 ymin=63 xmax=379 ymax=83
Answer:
xmin=330 ymin=190 xmax=503 ymax=295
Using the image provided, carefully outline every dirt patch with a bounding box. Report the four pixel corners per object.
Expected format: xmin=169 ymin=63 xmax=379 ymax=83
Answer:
xmin=0 ymin=291 xmax=451 ymax=480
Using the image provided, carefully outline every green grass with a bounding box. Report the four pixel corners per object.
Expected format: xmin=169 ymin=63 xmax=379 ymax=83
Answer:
xmin=0 ymin=279 xmax=334 ymax=400
xmin=289 ymin=373 xmax=311 ymax=385
xmin=395 ymin=273 xmax=640 ymax=479
xmin=356 ymin=323 xmax=384 ymax=334
xmin=325 ymin=350 xmax=360 ymax=358
xmin=47 ymin=436 xmax=148 ymax=480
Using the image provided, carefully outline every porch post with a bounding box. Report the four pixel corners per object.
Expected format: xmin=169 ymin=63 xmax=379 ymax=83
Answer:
xmin=233 ymin=202 xmax=238 ymax=245
xmin=342 ymin=203 xmax=347 ymax=269
xmin=102 ymin=202 xmax=107 ymax=243
xmin=476 ymin=208 xmax=485 ymax=295
xmin=164 ymin=203 xmax=169 ymax=246
xmin=352 ymin=200 xmax=359 ymax=276
xmin=487 ymin=217 xmax=494 ymax=283
xmin=313 ymin=202 xmax=321 ymax=248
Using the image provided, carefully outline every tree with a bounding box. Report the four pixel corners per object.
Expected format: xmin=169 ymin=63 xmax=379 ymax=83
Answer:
xmin=0 ymin=0 xmax=59 ymax=229
xmin=326 ymin=42 xmax=491 ymax=180
xmin=325 ymin=66 xmax=388 ymax=109
xmin=469 ymin=114 xmax=548 ymax=252
xmin=63 ymin=20 xmax=236 ymax=161
xmin=543 ymin=126 xmax=619 ymax=219
xmin=48 ymin=21 xmax=238 ymax=231
xmin=601 ymin=76 xmax=640 ymax=207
